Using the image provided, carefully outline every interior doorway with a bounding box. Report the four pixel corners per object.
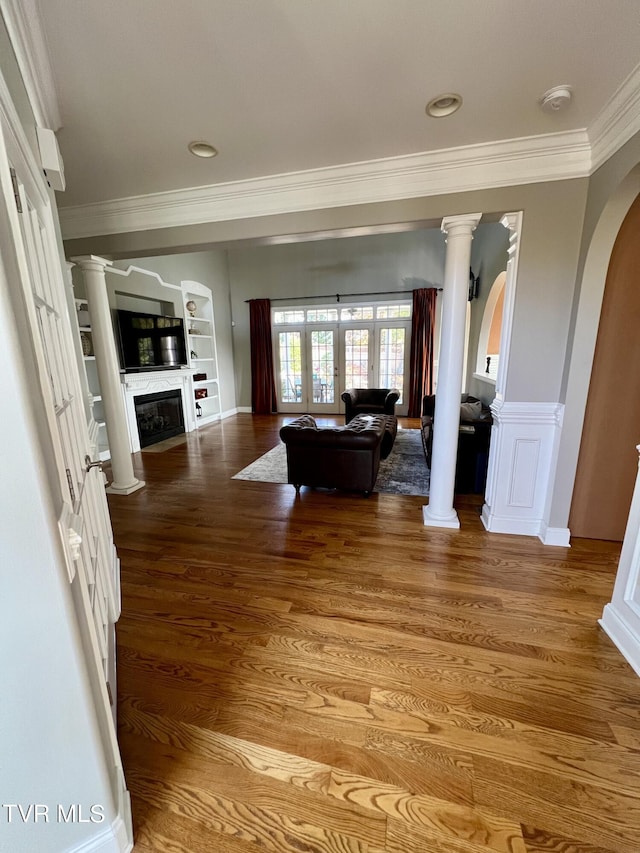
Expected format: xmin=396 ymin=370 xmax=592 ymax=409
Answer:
xmin=570 ymin=192 xmax=640 ymax=540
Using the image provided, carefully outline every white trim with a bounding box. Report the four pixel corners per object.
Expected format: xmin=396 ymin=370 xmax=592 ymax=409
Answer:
xmin=472 ymin=372 xmax=496 ymax=387
xmin=107 ymin=263 xmax=182 ymax=291
xmin=221 ymin=406 xmax=240 ymax=419
xmin=237 ymin=406 xmax=253 ymax=413
xmin=538 ymin=523 xmax=571 ymax=547
xmin=600 ymin=604 xmax=640 ymax=679
xmin=0 ymin=0 xmax=62 ymax=130
xmin=589 ymin=61 xmax=640 ymax=173
xmin=64 ymin=813 xmax=133 ymax=853
xmin=58 ymin=130 xmax=591 ymax=239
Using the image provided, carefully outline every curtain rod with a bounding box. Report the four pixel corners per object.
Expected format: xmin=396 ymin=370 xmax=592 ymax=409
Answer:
xmin=245 ymin=287 xmax=442 ymax=304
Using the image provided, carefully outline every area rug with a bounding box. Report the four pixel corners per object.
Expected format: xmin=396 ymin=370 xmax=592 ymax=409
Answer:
xmin=232 ymin=428 xmax=430 ymax=496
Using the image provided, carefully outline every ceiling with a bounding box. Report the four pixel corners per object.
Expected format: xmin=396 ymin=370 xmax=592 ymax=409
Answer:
xmin=34 ymin=0 xmax=640 ymax=210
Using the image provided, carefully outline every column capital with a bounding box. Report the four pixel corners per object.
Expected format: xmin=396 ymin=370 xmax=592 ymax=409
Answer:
xmin=441 ymin=213 xmax=482 ymax=236
xmin=69 ymin=255 xmax=113 ymax=272
xmin=500 ymin=212 xmax=520 ymax=234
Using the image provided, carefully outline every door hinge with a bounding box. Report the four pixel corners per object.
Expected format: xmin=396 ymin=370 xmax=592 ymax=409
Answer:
xmin=10 ymin=167 xmax=22 ymax=213
xmin=65 ymin=468 xmax=76 ymax=503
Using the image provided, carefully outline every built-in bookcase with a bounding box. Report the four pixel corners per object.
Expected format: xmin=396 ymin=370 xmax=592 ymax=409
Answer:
xmin=182 ymin=280 xmax=221 ymax=427
xmin=74 ymin=297 xmax=110 ymax=460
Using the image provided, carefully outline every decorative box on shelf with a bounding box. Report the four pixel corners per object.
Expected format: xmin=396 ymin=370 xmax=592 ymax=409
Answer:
xmin=193 ymin=372 xmax=207 ymax=382
xmin=195 ymin=388 xmax=208 ymax=399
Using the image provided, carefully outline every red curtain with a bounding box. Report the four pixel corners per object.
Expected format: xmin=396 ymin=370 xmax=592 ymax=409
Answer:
xmin=249 ymin=299 xmax=277 ymax=414
xmin=407 ymin=288 xmax=438 ymax=417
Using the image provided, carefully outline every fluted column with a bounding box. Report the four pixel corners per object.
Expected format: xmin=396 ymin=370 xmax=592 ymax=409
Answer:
xmin=423 ymin=213 xmax=481 ymax=529
xmin=72 ymin=256 xmax=144 ymax=495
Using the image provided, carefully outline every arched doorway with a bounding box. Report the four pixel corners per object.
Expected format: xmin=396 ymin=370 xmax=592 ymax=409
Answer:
xmin=570 ymin=192 xmax=640 ymax=540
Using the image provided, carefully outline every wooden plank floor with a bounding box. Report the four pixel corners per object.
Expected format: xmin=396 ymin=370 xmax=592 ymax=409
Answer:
xmin=107 ymin=414 xmax=640 ymax=853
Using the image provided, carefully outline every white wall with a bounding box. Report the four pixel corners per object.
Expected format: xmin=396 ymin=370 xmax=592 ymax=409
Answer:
xmin=0 ymin=12 xmax=122 ymax=850
xmin=0 ymin=211 xmax=116 ymax=853
xmin=227 ymin=228 xmax=446 ymax=408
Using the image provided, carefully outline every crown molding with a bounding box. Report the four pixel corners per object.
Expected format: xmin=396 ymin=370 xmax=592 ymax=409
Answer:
xmin=59 ymin=130 xmax=591 ymax=240
xmin=0 ymin=0 xmax=62 ymax=130
xmin=589 ymin=61 xmax=640 ymax=172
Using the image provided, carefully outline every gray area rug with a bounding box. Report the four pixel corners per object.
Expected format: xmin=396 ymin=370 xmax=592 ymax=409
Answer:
xmin=232 ymin=428 xmax=430 ymax=496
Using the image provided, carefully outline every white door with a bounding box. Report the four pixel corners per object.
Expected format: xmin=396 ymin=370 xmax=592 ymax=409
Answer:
xmin=306 ymin=325 xmax=338 ymax=413
xmin=275 ymin=325 xmax=306 ymax=413
xmin=377 ymin=320 xmax=410 ymax=416
xmin=1 ymin=115 xmax=131 ymax=840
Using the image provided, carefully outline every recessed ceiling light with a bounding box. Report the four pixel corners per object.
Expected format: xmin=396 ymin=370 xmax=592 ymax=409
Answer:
xmin=188 ymin=141 xmax=218 ymax=158
xmin=426 ymin=93 xmax=462 ymax=118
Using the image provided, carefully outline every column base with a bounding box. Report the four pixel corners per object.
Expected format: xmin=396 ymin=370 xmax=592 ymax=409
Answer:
xmin=106 ymin=479 xmax=145 ymax=495
xmin=422 ymin=505 xmax=460 ymax=529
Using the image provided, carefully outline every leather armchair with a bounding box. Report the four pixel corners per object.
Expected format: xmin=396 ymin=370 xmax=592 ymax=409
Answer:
xmin=341 ymin=388 xmax=400 ymax=423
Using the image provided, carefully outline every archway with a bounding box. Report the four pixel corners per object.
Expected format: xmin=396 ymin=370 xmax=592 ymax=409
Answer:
xmin=549 ymin=163 xmax=640 ymax=540
xmin=570 ymin=192 xmax=640 ymax=539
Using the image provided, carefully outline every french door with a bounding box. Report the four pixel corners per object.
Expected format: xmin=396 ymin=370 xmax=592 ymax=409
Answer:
xmin=1 ymin=110 xmax=132 ymax=842
xmin=275 ymin=325 xmax=338 ymax=413
xmin=276 ymin=318 xmax=410 ymax=415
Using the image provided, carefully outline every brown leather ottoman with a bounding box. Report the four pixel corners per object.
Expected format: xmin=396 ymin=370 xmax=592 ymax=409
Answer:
xmin=350 ymin=414 xmax=397 ymax=459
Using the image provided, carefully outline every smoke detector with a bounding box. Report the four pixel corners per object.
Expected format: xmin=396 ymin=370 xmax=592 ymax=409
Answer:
xmin=540 ymin=85 xmax=573 ymax=112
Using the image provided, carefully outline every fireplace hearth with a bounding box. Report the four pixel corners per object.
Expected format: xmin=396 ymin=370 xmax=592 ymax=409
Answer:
xmin=134 ymin=389 xmax=185 ymax=448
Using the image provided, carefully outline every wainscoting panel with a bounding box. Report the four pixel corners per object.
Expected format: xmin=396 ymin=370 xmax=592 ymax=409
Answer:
xmin=482 ymin=400 xmax=566 ymax=543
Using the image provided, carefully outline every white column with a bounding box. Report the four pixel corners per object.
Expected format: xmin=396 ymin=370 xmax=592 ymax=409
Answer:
xmin=72 ymin=256 xmax=145 ymax=495
xmin=423 ymin=213 xmax=481 ymax=529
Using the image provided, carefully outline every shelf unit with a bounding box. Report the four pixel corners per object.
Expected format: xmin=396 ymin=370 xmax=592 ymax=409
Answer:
xmin=182 ymin=281 xmax=221 ymax=427
xmin=75 ymin=298 xmax=110 ymax=461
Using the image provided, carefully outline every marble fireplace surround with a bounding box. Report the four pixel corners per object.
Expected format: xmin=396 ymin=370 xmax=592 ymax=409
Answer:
xmin=121 ymin=368 xmax=195 ymax=453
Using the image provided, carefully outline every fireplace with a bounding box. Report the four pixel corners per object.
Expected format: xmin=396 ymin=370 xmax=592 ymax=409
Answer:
xmin=134 ymin=389 xmax=185 ymax=448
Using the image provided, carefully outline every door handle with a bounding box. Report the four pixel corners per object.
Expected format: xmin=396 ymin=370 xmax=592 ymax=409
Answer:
xmin=85 ymin=455 xmax=103 ymax=472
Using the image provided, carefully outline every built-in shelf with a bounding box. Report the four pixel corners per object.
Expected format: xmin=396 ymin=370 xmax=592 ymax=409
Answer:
xmin=74 ymin=297 xmax=110 ymax=461
xmin=183 ymin=281 xmax=221 ymax=430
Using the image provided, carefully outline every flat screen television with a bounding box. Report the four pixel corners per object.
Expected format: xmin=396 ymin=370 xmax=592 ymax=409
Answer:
xmin=116 ymin=309 xmax=187 ymax=372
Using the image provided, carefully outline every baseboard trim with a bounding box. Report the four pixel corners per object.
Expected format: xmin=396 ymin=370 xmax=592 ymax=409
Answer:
xmin=538 ymin=524 xmax=571 ymax=547
xmin=600 ymin=603 xmax=640 ymax=678
xmin=480 ymin=505 xmax=540 ymax=536
xmin=237 ymin=406 xmax=253 ymax=414
xmin=221 ymin=407 xmax=240 ymax=419
xmin=65 ymin=814 xmax=132 ymax=853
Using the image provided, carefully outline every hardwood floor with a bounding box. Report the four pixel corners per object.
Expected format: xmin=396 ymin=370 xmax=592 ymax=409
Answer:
xmin=107 ymin=414 xmax=640 ymax=853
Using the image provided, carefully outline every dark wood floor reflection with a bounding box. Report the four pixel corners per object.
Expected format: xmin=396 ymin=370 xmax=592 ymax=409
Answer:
xmin=107 ymin=414 xmax=640 ymax=853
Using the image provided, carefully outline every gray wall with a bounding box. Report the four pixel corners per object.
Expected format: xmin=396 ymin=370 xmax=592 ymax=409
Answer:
xmin=549 ymin=129 xmax=640 ymax=529
xmin=226 ymin=228 xmax=446 ymax=408
xmin=65 ymin=177 xmax=591 ymax=410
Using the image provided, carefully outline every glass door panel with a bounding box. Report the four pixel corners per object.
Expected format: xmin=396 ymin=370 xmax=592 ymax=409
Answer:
xmin=377 ymin=322 xmax=410 ymax=416
xmin=276 ymin=328 xmax=305 ymax=411
xmin=343 ymin=326 xmax=371 ymax=390
xmin=308 ymin=327 xmax=337 ymax=413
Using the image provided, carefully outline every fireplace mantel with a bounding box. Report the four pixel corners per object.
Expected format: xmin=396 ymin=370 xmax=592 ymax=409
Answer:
xmin=121 ymin=369 xmax=196 ymax=452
